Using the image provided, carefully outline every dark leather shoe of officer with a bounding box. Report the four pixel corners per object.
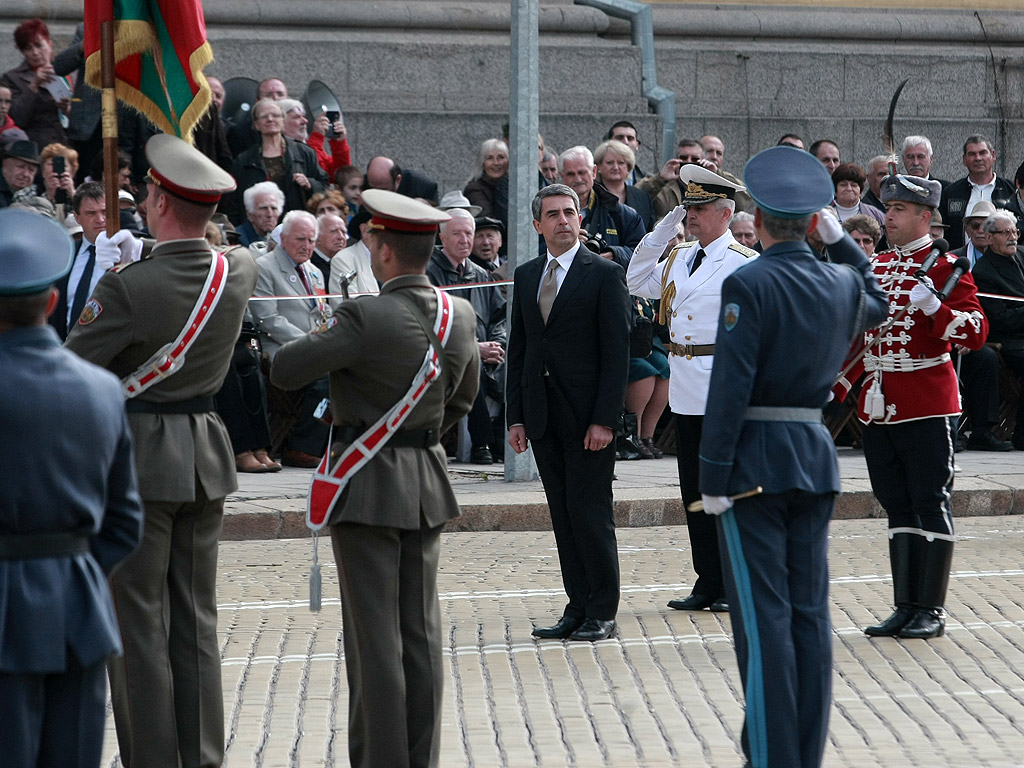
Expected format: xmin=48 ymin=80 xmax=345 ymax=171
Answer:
xmin=709 ymin=599 xmax=729 ymax=612
xmin=966 ymin=430 xmax=1013 ymax=452
xmin=569 ymin=618 xmax=616 ymax=642
xmin=864 ymin=605 xmax=916 ymax=637
xmin=668 ymin=593 xmax=719 ymax=611
xmin=898 ymin=608 xmax=946 ymax=639
xmin=532 ymin=616 xmax=583 ymax=639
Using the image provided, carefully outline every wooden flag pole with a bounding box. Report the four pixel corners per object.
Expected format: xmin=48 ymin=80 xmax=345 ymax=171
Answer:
xmin=100 ymin=16 xmax=119 ymax=236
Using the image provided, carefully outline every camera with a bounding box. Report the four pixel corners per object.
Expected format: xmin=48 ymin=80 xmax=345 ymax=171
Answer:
xmin=585 ymin=232 xmax=608 ymax=254
xmin=325 ymin=110 xmax=340 ymax=139
xmin=52 ymin=155 xmax=68 ymax=205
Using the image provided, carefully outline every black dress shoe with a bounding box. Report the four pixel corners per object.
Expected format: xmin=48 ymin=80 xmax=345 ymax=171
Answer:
xmin=898 ymin=608 xmax=946 ymax=639
xmin=864 ymin=605 xmax=916 ymax=637
xmin=569 ymin=618 xmax=616 ymax=641
xmin=709 ymin=599 xmax=729 ymax=612
xmin=667 ymin=593 xmax=719 ymax=611
xmin=470 ymin=446 xmax=493 ymax=464
xmin=532 ymin=616 xmax=584 ymax=639
xmin=966 ymin=430 xmax=1013 ymax=452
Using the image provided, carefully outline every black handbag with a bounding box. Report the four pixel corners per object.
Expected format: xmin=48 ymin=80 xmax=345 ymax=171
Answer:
xmin=629 ymin=297 xmax=654 ymax=358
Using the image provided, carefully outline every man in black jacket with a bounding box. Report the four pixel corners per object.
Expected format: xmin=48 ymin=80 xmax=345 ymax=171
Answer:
xmin=939 ymin=134 xmax=1015 ymax=249
xmin=507 ymin=183 xmax=631 ymax=642
xmin=972 ymin=209 xmax=1024 ymax=449
xmin=558 ymin=145 xmax=645 ymax=267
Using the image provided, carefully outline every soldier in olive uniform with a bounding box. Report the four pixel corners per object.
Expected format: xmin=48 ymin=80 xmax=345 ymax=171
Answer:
xmin=65 ymin=134 xmax=259 ymax=768
xmin=272 ymin=189 xmax=480 ymax=768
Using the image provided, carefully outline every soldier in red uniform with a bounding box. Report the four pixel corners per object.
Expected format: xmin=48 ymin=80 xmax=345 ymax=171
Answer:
xmin=836 ymin=173 xmax=988 ymax=640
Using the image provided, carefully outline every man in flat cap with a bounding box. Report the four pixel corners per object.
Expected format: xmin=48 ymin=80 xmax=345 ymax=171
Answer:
xmin=627 ymin=165 xmax=757 ymax=615
xmin=837 ymin=172 xmax=989 ymax=643
xmin=272 ymin=189 xmax=480 ymax=768
xmin=0 ymin=138 xmax=40 ymax=207
xmin=65 ymin=133 xmax=259 ymax=768
xmin=0 ymin=209 xmax=143 ymax=766
xmin=699 ymin=146 xmax=887 ymax=768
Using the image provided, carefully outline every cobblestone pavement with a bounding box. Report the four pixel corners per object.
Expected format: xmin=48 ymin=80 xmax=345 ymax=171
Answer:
xmin=102 ymin=515 xmax=1024 ymax=767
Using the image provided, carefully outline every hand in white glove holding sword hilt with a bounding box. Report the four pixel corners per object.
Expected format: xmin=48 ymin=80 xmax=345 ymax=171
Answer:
xmin=95 ymin=229 xmax=143 ymax=270
xmin=908 ymin=275 xmax=941 ymax=316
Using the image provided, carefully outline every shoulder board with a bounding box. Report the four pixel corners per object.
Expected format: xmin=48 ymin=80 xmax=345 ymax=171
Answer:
xmin=111 ymin=260 xmax=138 ymax=274
xmin=670 ymin=241 xmax=698 ymax=257
xmin=727 ymin=243 xmax=758 ymax=259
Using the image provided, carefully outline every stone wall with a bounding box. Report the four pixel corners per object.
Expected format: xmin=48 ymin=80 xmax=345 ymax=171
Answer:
xmin=2 ymin=1 xmax=1022 ymax=195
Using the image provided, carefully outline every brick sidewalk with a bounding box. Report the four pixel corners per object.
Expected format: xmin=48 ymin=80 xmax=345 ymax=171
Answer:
xmin=102 ymin=516 xmax=1024 ymax=767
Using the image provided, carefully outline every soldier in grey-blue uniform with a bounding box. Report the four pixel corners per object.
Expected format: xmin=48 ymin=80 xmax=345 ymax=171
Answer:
xmin=698 ymin=147 xmax=888 ymax=768
xmin=0 ymin=209 xmax=144 ymax=767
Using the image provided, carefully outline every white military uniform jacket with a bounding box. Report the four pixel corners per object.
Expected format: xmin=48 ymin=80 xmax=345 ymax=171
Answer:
xmin=627 ymin=229 xmax=756 ymax=414
xmin=251 ymin=248 xmax=330 ymax=360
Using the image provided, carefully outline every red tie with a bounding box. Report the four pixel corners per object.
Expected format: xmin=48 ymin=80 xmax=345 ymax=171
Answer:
xmin=295 ymin=265 xmax=315 ymax=307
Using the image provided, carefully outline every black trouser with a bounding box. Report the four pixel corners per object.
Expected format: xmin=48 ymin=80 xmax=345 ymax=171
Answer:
xmin=215 ymin=341 xmax=271 ymax=454
xmin=954 ymin=345 xmax=1001 ymax=436
xmin=285 ymin=376 xmax=331 ymax=456
xmin=467 ymin=384 xmax=492 ymax=451
xmin=531 ymin=379 xmax=619 ymax=621
xmin=675 ymin=412 xmax=724 ymax=599
xmin=862 ymin=417 xmax=955 ymax=536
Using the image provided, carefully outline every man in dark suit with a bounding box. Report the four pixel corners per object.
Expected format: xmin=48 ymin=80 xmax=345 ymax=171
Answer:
xmin=365 ymin=155 xmax=439 ymax=204
xmin=972 ymin=209 xmax=1024 ymax=449
xmin=506 ymin=183 xmax=631 ymax=642
xmin=50 ymin=182 xmax=107 ymax=339
xmin=939 ymin=134 xmax=1015 ymax=249
xmin=0 ymin=208 xmax=143 ymax=767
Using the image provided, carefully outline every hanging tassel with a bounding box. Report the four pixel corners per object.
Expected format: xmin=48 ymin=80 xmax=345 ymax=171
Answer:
xmin=309 ymin=531 xmax=322 ymax=612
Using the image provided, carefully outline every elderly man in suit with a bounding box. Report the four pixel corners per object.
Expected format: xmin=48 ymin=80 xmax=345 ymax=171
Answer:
xmin=65 ymin=135 xmax=259 ymax=768
xmin=627 ymin=165 xmax=757 ymax=614
xmin=973 ymin=210 xmax=1024 ymax=450
xmin=507 ymin=183 xmax=631 ymax=642
xmin=250 ymin=209 xmax=332 ymax=467
xmin=0 ymin=209 xmax=143 ymax=768
xmin=272 ymin=189 xmax=480 ymax=768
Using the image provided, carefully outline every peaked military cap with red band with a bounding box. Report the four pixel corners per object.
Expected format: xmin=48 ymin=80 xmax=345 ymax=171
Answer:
xmin=361 ymin=188 xmax=451 ymax=233
xmin=144 ymin=133 xmax=237 ymax=204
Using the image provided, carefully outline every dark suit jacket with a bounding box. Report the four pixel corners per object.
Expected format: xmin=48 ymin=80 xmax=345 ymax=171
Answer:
xmin=506 ymin=245 xmax=630 ymax=441
xmin=972 ymin=246 xmax=1024 ymax=357
xmin=939 ymin=175 xmax=1016 ymax=249
xmin=49 ymin=233 xmax=87 ymax=341
xmin=396 ymin=168 xmax=439 ymax=204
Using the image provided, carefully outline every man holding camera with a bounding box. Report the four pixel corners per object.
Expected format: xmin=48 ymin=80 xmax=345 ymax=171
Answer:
xmin=558 ymin=145 xmax=645 ymax=266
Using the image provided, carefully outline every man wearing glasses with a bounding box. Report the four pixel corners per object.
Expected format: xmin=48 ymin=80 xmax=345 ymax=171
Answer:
xmin=972 ymin=210 xmax=1024 ymax=450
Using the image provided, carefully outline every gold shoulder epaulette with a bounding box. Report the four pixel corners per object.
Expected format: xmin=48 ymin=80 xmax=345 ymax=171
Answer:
xmin=727 ymin=243 xmax=758 ymax=259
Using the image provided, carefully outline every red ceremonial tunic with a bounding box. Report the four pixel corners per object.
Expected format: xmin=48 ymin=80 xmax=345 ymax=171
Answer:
xmin=837 ymin=240 xmax=988 ymax=424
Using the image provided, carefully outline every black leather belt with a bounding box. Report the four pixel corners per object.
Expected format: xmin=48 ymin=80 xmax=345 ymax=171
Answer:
xmin=333 ymin=425 xmax=440 ymax=449
xmin=0 ymin=532 xmax=90 ymax=559
xmin=126 ymin=396 xmax=216 ymax=414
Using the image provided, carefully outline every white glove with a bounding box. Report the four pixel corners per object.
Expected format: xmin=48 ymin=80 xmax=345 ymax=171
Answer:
xmin=651 ymin=205 xmax=686 ymax=245
xmin=96 ymin=230 xmax=143 ymax=269
xmin=815 ymin=208 xmax=844 ymax=245
xmin=702 ymin=494 xmax=732 ymax=516
xmin=909 ymin=282 xmax=941 ymax=316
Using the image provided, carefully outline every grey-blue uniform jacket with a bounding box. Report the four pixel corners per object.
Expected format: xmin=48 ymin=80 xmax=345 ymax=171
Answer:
xmin=0 ymin=325 xmax=143 ymax=673
xmin=699 ymin=234 xmax=888 ymax=497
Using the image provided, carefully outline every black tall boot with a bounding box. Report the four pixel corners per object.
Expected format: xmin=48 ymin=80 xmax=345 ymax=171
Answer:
xmin=616 ymin=413 xmax=642 ymax=460
xmin=899 ymin=537 xmax=954 ymax=639
xmin=864 ymin=532 xmax=917 ymax=636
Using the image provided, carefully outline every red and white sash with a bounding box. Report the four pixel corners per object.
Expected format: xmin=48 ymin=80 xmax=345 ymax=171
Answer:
xmin=121 ymin=251 xmax=230 ymax=398
xmin=306 ymin=287 xmax=453 ymax=530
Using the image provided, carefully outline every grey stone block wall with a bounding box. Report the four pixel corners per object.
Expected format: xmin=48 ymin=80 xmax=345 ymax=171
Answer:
xmin=2 ymin=2 xmax=1022 ymax=194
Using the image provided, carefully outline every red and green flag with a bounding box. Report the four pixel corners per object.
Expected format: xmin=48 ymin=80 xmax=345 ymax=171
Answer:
xmin=84 ymin=0 xmax=214 ymax=142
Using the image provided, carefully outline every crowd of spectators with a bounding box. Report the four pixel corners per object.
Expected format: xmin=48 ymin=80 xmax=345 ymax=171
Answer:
xmin=5 ymin=14 xmax=1024 ymax=463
